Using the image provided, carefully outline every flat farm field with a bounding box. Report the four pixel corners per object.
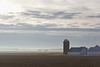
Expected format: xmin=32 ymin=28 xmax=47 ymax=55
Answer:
xmin=0 ymin=53 xmax=99 ymax=67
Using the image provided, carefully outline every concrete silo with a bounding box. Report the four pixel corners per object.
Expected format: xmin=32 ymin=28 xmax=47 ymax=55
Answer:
xmin=63 ymin=39 xmax=70 ymax=54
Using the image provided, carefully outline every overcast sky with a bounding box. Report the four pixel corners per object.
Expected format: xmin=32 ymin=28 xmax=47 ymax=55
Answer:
xmin=0 ymin=0 xmax=100 ymax=49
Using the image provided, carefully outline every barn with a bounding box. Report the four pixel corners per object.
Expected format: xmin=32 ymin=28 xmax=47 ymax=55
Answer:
xmin=87 ymin=45 xmax=100 ymax=56
xmin=68 ymin=47 xmax=87 ymax=55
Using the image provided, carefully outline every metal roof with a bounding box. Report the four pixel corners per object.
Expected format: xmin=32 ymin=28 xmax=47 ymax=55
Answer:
xmin=88 ymin=45 xmax=100 ymax=52
xmin=69 ymin=47 xmax=87 ymax=52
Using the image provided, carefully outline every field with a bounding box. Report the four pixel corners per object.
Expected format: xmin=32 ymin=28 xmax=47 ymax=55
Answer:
xmin=0 ymin=53 xmax=100 ymax=67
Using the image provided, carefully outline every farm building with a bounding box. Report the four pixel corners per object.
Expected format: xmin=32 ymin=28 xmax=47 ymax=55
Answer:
xmin=68 ymin=47 xmax=87 ymax=55
xmin=87 ymin=45 xmax=100 ymax=56
xmin=63 ymin=39 xmax=70 ymax=54
xmin=63 ymin=39 xmax=100 ymax=56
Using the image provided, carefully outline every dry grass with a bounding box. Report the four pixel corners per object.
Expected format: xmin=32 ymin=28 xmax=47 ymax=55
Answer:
xmin=0 ymin=53 xmax=99 ymax=67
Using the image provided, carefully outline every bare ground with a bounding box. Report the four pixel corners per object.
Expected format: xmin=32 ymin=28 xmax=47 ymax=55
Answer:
xmin=0 ymin=53 xmax=99 ymax=67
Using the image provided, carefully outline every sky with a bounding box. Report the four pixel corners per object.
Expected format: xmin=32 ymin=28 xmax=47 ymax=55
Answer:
xmin=0 ymin=0 xmax=100 ymax=50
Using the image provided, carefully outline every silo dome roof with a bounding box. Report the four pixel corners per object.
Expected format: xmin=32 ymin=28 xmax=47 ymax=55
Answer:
xmin=64 ymin=39 xmax=69 ymax=42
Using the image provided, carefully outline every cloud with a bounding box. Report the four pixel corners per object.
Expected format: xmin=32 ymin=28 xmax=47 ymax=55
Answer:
xmin=88 ymin=15 xmax=100 ymax=18
xmin=0 ymin=0 xmax=99 ymax=37
xmin=0 ymin=9 xmax=100 ymax=32
xmin=20 ymin=10 xmax=80 ymax=19
xmin=8 ymin=0 xmax=100 ymax=15
xmin=0 ymin=23 xmax=100 ymax=32
xmin=0 ymin=22 xmax=100 ymax=38
xmin=0 ymin=15 xmax=14 ymax=20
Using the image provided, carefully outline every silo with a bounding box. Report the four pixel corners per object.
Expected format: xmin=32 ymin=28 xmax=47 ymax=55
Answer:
xmin=63 ymin=39 xmax=70 ymax=54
